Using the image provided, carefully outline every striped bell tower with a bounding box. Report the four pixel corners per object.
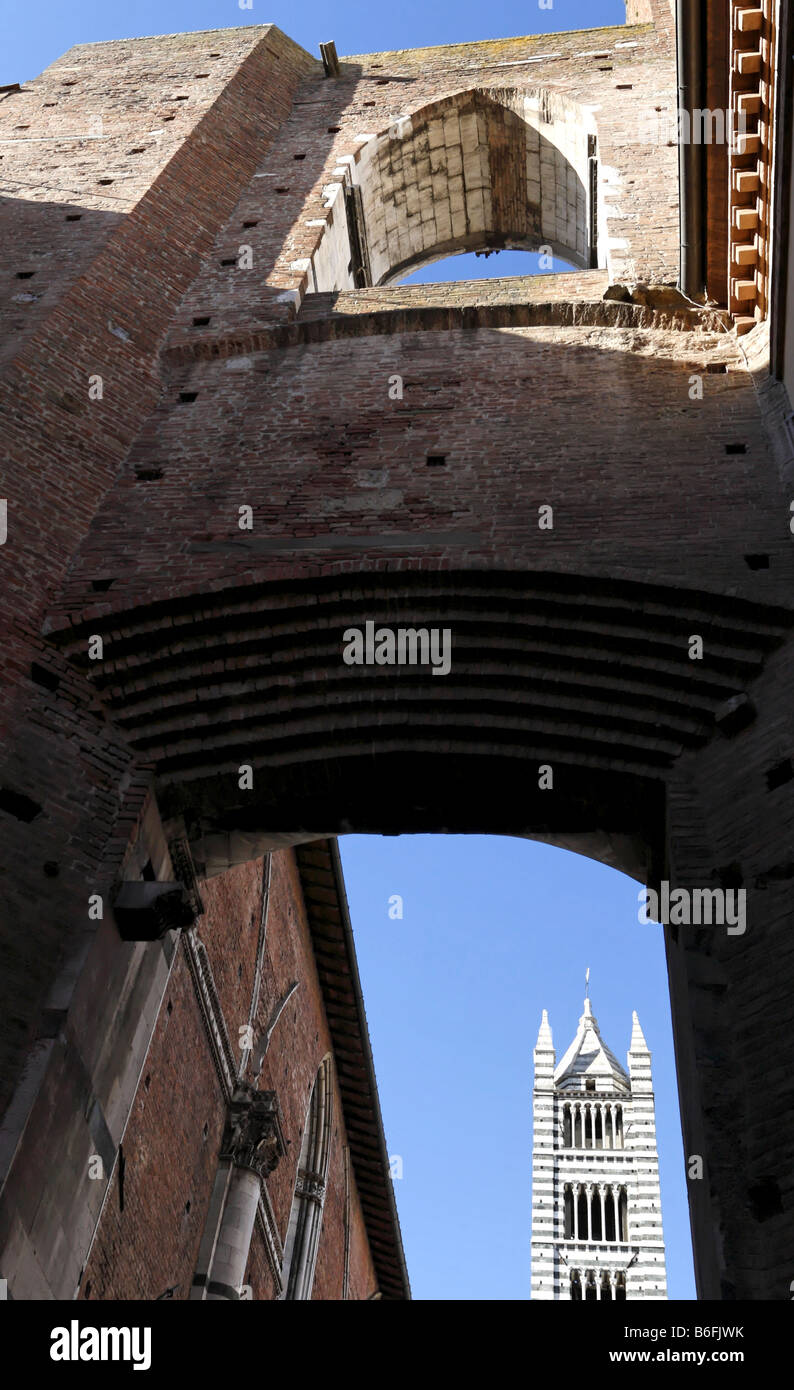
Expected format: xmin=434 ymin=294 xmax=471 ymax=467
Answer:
xmin=530 ymin=988 xmax=668 ymax=1300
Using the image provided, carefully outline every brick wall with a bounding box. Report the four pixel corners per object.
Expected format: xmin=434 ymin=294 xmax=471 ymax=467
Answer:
xmin=77 ymin=850 xmax=379 ymax=1300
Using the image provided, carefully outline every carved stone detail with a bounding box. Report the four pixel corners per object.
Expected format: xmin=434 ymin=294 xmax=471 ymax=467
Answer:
xmin=221 ymin=1085 xmax=286 ymax=1178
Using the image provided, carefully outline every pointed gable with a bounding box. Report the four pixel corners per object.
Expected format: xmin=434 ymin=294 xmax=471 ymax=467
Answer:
xmin=553 ymin=998 xmax=630 ymax=1093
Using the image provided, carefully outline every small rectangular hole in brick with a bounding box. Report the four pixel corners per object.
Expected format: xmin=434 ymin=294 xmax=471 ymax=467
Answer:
xmin=192 ymin=316 xmax=211 ymax=326
xmin=426 ymin=454 xmax=447 ymax=467
xmin=179 ymin=391 xmax=198 ymax=403
xmin=293 ymin=152 xmax=306 ymax=160
xmin=327 ymin=126 xmax=341 ymax=133
xmin=91 ymin=578 xmax=115 ymax=591
xmin=97 ymin=178 xmax=114 ymax=185
xmin=766 ymin=759 xmax=794 ymax=791
xmin=0 ymin=787 xmax=42 ymax=821
xmin=744 ymin=553 xmax=769 ymax=570
xmin=242 ymin=219 xmax=258 ymax=227
xmin=220 ymin=258 xmax=236 ymax=266
xmin=16 ymin=271 xmax=34 ymax=278
xmin=706 ymin=362 xmax=728 ymax=373
xmin=65 ymin=213 xmax=82 ymax=221
xmin=129 ymin=146 xmax=145 ymax=154
xmin=30 ymin=662 xmax=60 ymax=692
xmin=275 ymin=187 xmax=289 ymax=193
xmin=725 ymin=443 xmax=747 ymax=454
xmin=135 ymin=466 xmax=164 ymax=480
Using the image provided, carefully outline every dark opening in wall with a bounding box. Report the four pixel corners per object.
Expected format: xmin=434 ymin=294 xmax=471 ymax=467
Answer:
xmin=192 ymin=315 xmax=211 ymax=326
xmin=747 ymin=1176 xmax=783 ymax=1221
xmin=766 ymin=758 xmax=794 ymax=791
xmin=426 ymin=454 xmax=447 ymax=467
xmin=135 ymin=466 xmax=164 ymax=480
xmin=65 ymin=213 xmax=82 ymax=221
xmin=179 ymin=391 xmax=198 ymax=402
xmin=0 ymin=787 xmax=42 ymax=821
xmin=327 ymin=126 xmax=341 ymax=133
xmin=294 ymin=152 xmax=306 ymax=159
xmin=31 ymin=662 xmax=60 ymax=692
xmin=97 ymin=178 xmax=114 ymax=185
xmin=15 ymin=271 xmax=34 ymax=279
xmin=220 ymin=257 xmax=236 ymax=266
xmin=744 ymin=553 xmax=769 ymax=569
xmin=725 ymin=443 xmax=747 ymax=454
xmin=242 ymin=219 xmax=258 ymax=227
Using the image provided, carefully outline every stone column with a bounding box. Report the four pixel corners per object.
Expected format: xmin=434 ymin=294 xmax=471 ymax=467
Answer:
xmin=205 ymin=1085 xmax=285 ymax=1300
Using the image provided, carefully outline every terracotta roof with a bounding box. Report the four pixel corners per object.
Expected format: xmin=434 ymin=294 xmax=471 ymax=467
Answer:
xmin=295 ymin=838 xmax=411 ymax=1300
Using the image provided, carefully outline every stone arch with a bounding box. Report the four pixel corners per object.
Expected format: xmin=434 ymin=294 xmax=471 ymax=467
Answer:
xmin=281 ymin=1054 xmax=333 ymax=1300
xmin=309 ymin=86 xmax=600 ymax=292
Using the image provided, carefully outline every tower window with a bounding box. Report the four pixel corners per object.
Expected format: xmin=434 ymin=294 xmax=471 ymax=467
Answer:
xmin=585 ymin=1078 xmax=596 ymax=1092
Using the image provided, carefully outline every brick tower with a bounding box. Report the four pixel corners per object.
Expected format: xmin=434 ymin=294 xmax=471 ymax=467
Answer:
xmin=531 ymin=994 xmax=667 ymax=1300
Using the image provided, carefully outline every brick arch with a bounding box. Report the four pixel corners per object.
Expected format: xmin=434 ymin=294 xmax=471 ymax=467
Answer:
xmin=343 ymin=87 xmax=597 ymax=285
xmin=49 ymin=568 xmax=790 ymax=882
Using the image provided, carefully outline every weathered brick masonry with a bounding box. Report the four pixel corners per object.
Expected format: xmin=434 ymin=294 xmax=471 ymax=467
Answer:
xmin=77 ymin=849 xmax=383 ymax=1301
xmin=1 ymin=0 xmax=793 ymax=1300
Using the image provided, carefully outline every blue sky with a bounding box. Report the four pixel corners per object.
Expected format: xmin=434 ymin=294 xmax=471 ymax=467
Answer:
xmin=341 ymin=835 xmax=695 ymax=1300
xmin=5 ymin=0 xmax=627 ymax=84
xmin=5 ymin=0 xmax=695 ymax=1301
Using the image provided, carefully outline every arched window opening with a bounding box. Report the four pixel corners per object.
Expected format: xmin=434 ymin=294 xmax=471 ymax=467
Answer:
xmin=584 ymin=1105 xmax=593 ymax=1149
xmin=591 ymin=1189 xmax=603 ymax=1242
xmin=594 ymin=1105 xmax=603 ymax=1149
xmin=564 ymin=1185 xmax=574 ymax=1239
xmin=584 ymin=1269 xmax=598 ymax=1302
xmin=281 ymin=1057 xmax=333 ymax=1300
xmin=615 ymin=1104 xmax=624 ymax=1148
xmin=618 ymin=1186 xmax=629 ymax=1243
xmin=577 ymin=1186 xmax=588 ymax=1241
xmin=604 ymin=1186 xmax=616 ymax=1243
xmin=563 ymin=1104 xmax=572 ymax=1148
xmin=570 ymin=1270 xmax=582 ymax=1301
xmin=574 ymin=1105 xmax=582 ymax=1149
xmin=303 ymin=86 xmax=601 ymax=295
xmin=615 ymin=1272 xmax=627 ymax=1301
xmin=600 ymin=1271 xmax=612 ymax=1301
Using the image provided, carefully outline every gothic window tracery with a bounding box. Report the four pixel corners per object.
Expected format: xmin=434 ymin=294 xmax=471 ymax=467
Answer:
xmin=281 ymin=1056 xmax=333 ymax=1300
